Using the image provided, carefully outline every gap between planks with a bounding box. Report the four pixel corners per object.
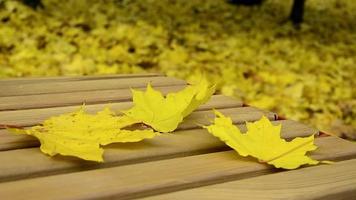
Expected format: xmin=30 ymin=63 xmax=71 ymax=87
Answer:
xmin=0 ymin=94 xmax=243 ymax=127
xmin=0 ymin=75 xmax=185 ymax=97
xmin=0 ymin=85 xmax=186 ymax=111
xmin=0 ymin=118 xmax=316 ymax=183
xmin=141 ymin=159 xmax=356 ymax=200
xmin=0 ymin=76 xmax=191 ymax=111
xmin=0 ymin=105 xmax=279 ymax=151
xmin=0 ymin=137 xmax=355 ymax=200
xmin=0 ymin=94 xmax=245 ymax=151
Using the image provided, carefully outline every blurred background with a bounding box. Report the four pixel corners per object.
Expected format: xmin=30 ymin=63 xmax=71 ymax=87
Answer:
xmin=0 ymin=0 xmax=355 ymax=139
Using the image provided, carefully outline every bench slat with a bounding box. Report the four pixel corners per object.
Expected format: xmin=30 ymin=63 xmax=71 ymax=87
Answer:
xmin=0 ymin=76 xmax=184 ymax=97
xmin=0 ymin=137 xmax=354 ymax=200
xmin=0 ymin=95 xmax=242 ymax=127
xmin=142 ymin=159 xmax=356 ymax=200
xmin=0 ymin=106 xmax=278 ymax=151
xmin=0 ymin=73 xmax=162 ymax=85
xmin=0 ymin=85 xmax=186 ymax=111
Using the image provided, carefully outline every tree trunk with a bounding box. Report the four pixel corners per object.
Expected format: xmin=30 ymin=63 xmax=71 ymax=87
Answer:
xmin=290 ymin=0 xmax=306 ymax=25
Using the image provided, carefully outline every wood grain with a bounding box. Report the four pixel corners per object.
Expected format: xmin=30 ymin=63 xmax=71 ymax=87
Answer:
xmin=0 ymin=120 xmax=318 ymax=182
xmin=0 ymin=95 xmax=242 ymax=127
xmin=0 ymin=76 xmax=185 ymax=97
xmin=143 ymin=159 xmax=356 ymax=200
xmin=0 ymin=137 xmax=354 ymax=200
xmin=0 ymin=73 xmax=161 ymax=86
xmin=0 ymin=85 xmax=186 ymax=111
xmin=0 ymin=106 xmax=278 ymax=151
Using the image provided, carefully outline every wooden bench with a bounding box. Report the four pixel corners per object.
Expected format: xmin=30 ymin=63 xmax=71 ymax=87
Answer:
xmin=0 ymin=73 xmax=355 ymax=199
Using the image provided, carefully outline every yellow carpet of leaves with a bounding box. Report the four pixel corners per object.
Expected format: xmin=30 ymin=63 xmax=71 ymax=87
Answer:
xmin=0 ymin=0 xmax=355 ymax=139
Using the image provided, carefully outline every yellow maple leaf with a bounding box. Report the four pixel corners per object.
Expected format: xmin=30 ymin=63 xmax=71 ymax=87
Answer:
xmin=10 ymin=107 xmax=159 ymax=162
xmin=124 ymin=78 xmax=215 ymax=133
xmin=204 ymin=110 xmax=320 ymax=169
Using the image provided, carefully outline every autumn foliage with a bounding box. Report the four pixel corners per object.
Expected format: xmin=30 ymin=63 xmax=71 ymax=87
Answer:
xmin=0 ymin=0 xmax=355 ymax=138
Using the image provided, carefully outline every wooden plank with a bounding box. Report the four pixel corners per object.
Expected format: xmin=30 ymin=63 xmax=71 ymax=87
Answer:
xmin=0 ymin=73 xmax=162 ymax=85
xmin=0 ymin=106 xmax=277 ymax=151
xmin=143 ymin=159 xmax=356 ymax=200
xmin=0 ymin=137 xmax=354 ymax=200
xmin=0 ymin=95 xmax=243 ymax=127
xmin=0 ymin=76 xmax=186 ymax=97
xmin=179 ymin=107 xmax=277 ymax=130
xmin=0 ymin=85 xmax=186 ymax=111
xmin=269 ymin=120 xmax=319 ymax=139
xmin=0 ymin=119 xmax=316 ymax=182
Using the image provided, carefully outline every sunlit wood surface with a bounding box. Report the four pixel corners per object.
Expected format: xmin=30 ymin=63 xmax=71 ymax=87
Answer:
xmin=0 ymin=73 xmax=355 ymax=199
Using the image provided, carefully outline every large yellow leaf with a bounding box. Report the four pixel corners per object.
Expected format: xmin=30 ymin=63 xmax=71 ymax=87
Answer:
xmin=10 ymin=107 xmax=159 ymax=162
xmin=204 ymin=110 xmax=320 ymax=169
xmin=124 ymin=78 xmax=215 ymax=132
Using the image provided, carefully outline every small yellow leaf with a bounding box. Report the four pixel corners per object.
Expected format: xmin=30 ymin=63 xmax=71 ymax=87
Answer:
xmin=9 ymin=107 xmax=159 ymax=162
xmin=124 ymin=78 xmax=215 ymax=132
xmin=204 ymin=110 xmax=320 ymax=169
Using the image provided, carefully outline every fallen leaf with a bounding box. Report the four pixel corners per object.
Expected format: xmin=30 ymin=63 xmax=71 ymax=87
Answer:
xmin=10 ymin=107 xmax=159 ymax=162
xmin=204 ymin=110 xmax=320 ymax=169
xmin=1 ymin=0 xmax=355 ymax=141
xmin=124 ymin=78 xmax=215 ymax=132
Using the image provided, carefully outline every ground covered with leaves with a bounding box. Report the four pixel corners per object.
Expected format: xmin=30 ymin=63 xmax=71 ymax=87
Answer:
xmin=0 ymin=0 xmax=355 ymax=139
